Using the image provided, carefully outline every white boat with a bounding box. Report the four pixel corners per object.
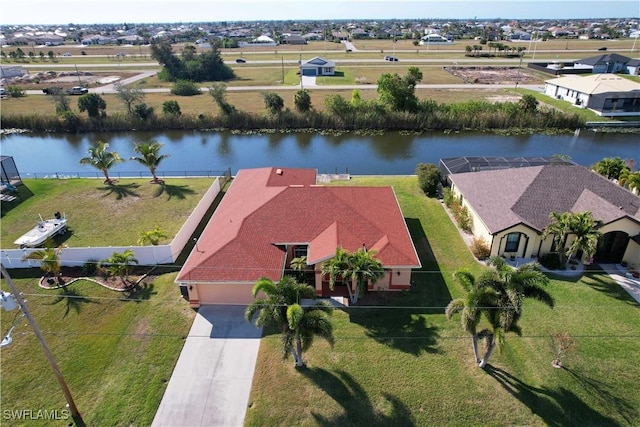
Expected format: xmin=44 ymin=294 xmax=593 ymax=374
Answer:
xmin=14 ymin=212 xmax=67 ymax=248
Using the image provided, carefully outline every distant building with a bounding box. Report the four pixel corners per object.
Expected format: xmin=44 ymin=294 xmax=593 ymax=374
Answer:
xmin=300 ymin=56 xmax=335 ymax=76
xmin=0 ymin=66 xmax=27 ymax=79
xmin=574 ymin=53 xmax=633 ymax=74
xmin=544 ymin=74 xmax=640 ymax=116
xmin=419 ymin=34 xmax=452 ymax=45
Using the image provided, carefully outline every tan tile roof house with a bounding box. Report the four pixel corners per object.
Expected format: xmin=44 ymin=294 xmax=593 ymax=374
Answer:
xmin=177 ymin=167 xmax=421 ymax=306
xmin=449 ymin=164 xmax=640 ymax=265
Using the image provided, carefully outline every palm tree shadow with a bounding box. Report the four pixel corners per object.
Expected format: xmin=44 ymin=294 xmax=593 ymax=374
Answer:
xmin=485 ymin=365 xmax=624 ymax=426
xmin=347 ymin=308 xmax=440 ymax=356
xmin=562 ymin=366 xmax=637 ymax=424
xmin=98 ymin=183 xmax=140 ymax=200
xmin=582 ymin=270 xmax=639 ymax=307
xmin=46 ymin=286 xmax=97 ymax=317
xmin=301 ymin=368 xmax=415 ymax=426
xmin=153 ymin=183 xmax=196 ymax=200
xmin=121 ymin=282 xmax=157 ymax=302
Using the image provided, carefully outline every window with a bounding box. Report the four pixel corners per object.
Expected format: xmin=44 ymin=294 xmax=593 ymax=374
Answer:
xmin=505 ymin=233 xmax=521 ymax=253
xmin=294 ymin=246 xmax=308 ymax=258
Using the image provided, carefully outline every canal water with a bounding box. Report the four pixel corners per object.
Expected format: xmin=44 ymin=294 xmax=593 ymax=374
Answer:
xmin=0 ymin=130 xmax=637 ymax=177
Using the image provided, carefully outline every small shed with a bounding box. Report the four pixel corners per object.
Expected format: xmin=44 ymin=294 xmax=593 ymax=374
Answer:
xmin=300 ymin=57 xmax=335 ymax=76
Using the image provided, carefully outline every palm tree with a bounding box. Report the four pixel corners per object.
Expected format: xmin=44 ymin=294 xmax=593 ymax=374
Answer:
xmin=79 ymin=141 xmax=124 ymax=185
xmin=447 ymin=259 xmax=554 ymax=368
xmin=138 ymin=226 xmax=168 ymax=246
xmin=245 ymin=276 xmax=334 ymax=367
xmin=290 ymin=255 xmax=308 ymax=282
xmin=618 ymin=169 xmax=640 ymax=195
xmin=130 ymin=140 xmax=170 ymax=183
xmin=99 ymin=249 xmax=139 ymax=286
xmin=565 ymin=212 xmax=602 ymax=266
xmin=321 ymin=247 xmax=385 ymax=305
xmin=592 ymin=157 xmax=629 ymax=180
xmin=445 ymin=270 xmax=496 ymax=364
xmin=478 ymin=257 xmax=554 ymax=367
xmin=542 ymin=211 xmax=572 ymax=264
xmin=22 ymin=245 xmax=65 ymax=284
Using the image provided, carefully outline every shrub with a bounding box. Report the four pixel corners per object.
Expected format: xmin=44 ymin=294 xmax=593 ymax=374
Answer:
xmin=416 ymin=163 xmax=441 ymax=197
xmin=456 ymin=205 xmax=472 ymax=231
xmin=171 ymin=80 xmax=201 ymax=96
xmin=442 ymin=187 xmax=455 ymax=207
xmin=162 ymin=100 xmax=182 ymax=116
xmin=470 ymin=237 xmax=491 ymax=260
xmin=82 ymin=259 xmax=99 ymax=276
xmin=133 ymin=102 xmax=154 ymax=120
xmin=539 ymin=252 xmax=565 ymax=270
xmin=7 ymin=85 xmax=26 ymax=98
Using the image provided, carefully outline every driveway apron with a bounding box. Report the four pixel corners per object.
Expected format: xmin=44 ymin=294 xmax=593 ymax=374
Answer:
xmin=152 ymin=305 xmax=262 ymax=427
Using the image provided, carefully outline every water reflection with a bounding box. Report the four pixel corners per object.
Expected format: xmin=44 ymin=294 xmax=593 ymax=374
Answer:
xmin=1 ymin=130 xmax=636 ymax=176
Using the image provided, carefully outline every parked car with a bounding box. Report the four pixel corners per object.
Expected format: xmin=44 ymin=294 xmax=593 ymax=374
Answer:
xmin=386 ymin=56 xmax=399 ymax=62
xmin=67 ymin=86 xmax=89 ymax=95
xmin=598 ymin=46 xmax=608 ymax=51
xmin=62 ymin=52 xmax=72 ymax=57
xmin=236 ymin=58 xmax=246 ymax=63
xmin=0 ymin=87 xmax=5 ymax=97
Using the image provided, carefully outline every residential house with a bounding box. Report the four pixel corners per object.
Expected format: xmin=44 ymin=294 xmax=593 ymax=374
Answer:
xmin=448 ymin=164 xmax=640 ymax=265
xmin=300 ymin=56 xmax=336 ymax=76
xmin=574 ymin=53 xmax=632 ymax=74
xmin=0 ymin=66 xmax=27 ymax=79
xmin=544 ymin=74 xmax=640 ymax=116
xmin=281 ymin=34 xmax=306 ymax=45
xmin=176 ymin=167 xmax=421 ymax=307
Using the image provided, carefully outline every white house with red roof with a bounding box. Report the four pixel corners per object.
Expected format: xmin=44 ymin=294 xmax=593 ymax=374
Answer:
xmin=176 ymin=167 xmax=421 ymax=307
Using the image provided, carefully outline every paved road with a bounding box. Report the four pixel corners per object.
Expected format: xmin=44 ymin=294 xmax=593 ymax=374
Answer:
xmin=152 ymin=305 xmax=262 ymax=427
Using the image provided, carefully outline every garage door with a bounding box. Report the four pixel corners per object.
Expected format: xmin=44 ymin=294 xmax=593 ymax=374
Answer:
xmin=302 ymin=68 xmax=316 ymax=76
xmin=196 ymin=283 xmax=255 ymax=305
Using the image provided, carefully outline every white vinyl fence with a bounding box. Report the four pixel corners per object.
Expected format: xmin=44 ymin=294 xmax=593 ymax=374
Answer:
xmin=1 ymin=175 xmax=225 ymax=269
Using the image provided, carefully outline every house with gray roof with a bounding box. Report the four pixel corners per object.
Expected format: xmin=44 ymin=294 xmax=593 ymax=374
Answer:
xmin=574 ymin=53 xmax=632 ymax=74
xmin=300 ymin=56 xmax=335 ymax=76
xmin=449 ymin=164 xmax=640 ymax=265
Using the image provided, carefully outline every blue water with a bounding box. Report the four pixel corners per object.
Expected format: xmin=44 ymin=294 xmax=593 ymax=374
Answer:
xmin=0 ymin=130 xmax=637 ymax=176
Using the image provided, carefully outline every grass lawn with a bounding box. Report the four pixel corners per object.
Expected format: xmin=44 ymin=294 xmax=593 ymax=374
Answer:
xmin=0 ymin=178 xmax=216 ymax=248
xmin=0 ymin=269 xmax=195 ymax=426
xmin=244 ymin=176 xmax=640 ymax=426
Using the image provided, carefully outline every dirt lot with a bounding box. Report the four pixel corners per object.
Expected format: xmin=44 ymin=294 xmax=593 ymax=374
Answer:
xmin=3 ymin=71 xmax=137 ymax=90
xmin=445 ymin=66 xmax=541 ymax=84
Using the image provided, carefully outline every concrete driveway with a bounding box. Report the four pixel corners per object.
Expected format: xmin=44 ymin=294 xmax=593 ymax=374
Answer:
xmin=152 ymin=305 xmax=262 ymax=427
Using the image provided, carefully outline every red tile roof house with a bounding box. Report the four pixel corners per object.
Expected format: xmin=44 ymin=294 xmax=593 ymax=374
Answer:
xmin=177 ymin=167 xmax=421 ymax=307
xmin=448 ymin=164 xmax=640 ymax=266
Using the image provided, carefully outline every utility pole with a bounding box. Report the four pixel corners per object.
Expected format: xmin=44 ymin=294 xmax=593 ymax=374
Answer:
xmin=0 ymin=265 xmax=84 ymax=424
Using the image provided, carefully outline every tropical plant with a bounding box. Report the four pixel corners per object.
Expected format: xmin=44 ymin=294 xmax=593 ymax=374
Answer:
xmin=171 ymin=80 xmax=201 ymax=96
xmin=564 ymin=211 xmax=602 ymax=265
xmin=548 ymin=331 xmax=577 ymax=368
xmin=22 ymin=245 xmax=65 ymax=283
xmin=208 ymin=83 xmax=235 ymax=115
xmin=447 ymin=258 xmax=554 ymax=368
xmin=77 ymin=93 xmax=107 ymax=118
xmin=162 ymin=100 xmax=182 ymax=116
xmin=290 ymin=255 xmax=308 ymax=282
xmin=592 ymin=157 xmax=629 ymax=180
xmin=294 ymin=89 xmax=312 ymax=113
xmin=99 ymin=249 xmax=139 ymax=285
xmin=138 ymin=226 xmax=168 ymax=246
xmin=245 ymin=276 xmax=334 ymax=367
xmin=618 ymin=169 xmax=640 ymax=194
xmin=543 ymin=211 xmax=602 ymax=267
xmin=132 ymin=102 xmax=154 ymax=120
xmin=376 ymin=67 xmax=423 ymax=112
xmin=321 ymin=247 xmax=384 ymax=305
xmin=130 ymin=140 xmax=170 ymax=183
xmin=262 ymin=92 xmax=284 ymax=115
xmin=470 ymin=237 xmax=491 ymax=260
xmin=79 ymin=141 xmax=125 ymax=184
xmin=415 ymin=163 xmax=441 ymax=197
xmin=519 ymin=94 xmax=539 ymax=112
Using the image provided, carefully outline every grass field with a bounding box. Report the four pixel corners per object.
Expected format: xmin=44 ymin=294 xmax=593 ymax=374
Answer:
xmin=0 ymin=178 xmax=216 ymax=248
xmin=0 ymin=269 xmax=195 ymax=426
xmin=244 ymin=176 xmax=640 ymax=426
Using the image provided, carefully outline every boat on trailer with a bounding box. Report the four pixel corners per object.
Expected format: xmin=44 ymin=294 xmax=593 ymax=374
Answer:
xmin=14 ymin=212 xmax=67 ymax=248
